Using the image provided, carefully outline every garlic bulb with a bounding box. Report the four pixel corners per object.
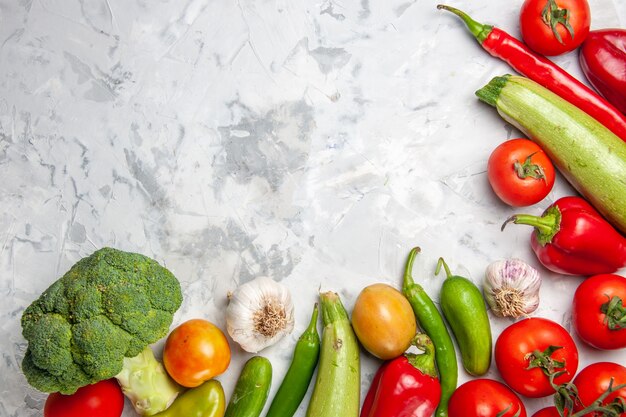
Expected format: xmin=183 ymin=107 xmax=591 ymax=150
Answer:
xmin=226 ymin=276 xmax=295 ymax=353
xmin=483 ymin=258 xmax=541 ymax=318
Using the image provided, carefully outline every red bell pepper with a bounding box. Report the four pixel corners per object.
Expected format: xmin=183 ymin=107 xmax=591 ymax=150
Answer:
xmin=502 ymin=196 xmax=626 ymax=276
xmin=580 ymin=29 xmax=626 ymax=115
xmin=360 ymin=333 xmax=441 ymax=417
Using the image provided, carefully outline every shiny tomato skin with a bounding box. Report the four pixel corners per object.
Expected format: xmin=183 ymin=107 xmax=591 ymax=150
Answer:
xmin=44 ymin=379 xmax=124 ymax=417
xmin=487 ymin=139 xmax=555 ymax=207
xmin=532 ymin=407 xmax=563 ymax=417
xmin=573 ymin=274 xmax=626 ymax=350
xmin=448 ymin=379 xmax=527 ymax=417
xmin=495 ymin=317 xmax=579 ymax=398
xmin=520 ymin=0 xmax=591 ymax=56
xmin=351 ymin=283 xmax=417 ymax=359
xmin=163 ymin=318 xmax=231 ymax=387
xmin=573 ymin=362 xmax=626 ymax=417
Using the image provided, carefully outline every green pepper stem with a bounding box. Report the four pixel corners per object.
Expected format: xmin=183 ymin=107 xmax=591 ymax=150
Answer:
xmin=435 ymin=258 xmax=453 ymax=279
xmin=501 ymin=205 xmax=562 ymax=246
xmin=301 ymin=303 xmax=319 ymax=339
xmin=319 ymin=292 xmax=348 ymax=326
xmin=405 ymin=333 xmax=438 ymax=379
xmin=402 ymin=247 xmax=421 ymax=292
xmin=436 ymin=4 xmax=493 ymax=43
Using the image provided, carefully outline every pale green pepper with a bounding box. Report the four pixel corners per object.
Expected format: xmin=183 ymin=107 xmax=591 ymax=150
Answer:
xmin=153 ymin=379 xmax=225 ymax=417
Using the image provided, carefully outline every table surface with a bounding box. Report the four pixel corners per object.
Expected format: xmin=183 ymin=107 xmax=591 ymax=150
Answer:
xmin=2 ymin=0 xmax=625 ymax=415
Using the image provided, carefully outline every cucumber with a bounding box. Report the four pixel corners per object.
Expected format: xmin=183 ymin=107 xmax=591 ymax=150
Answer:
xmin=224 ymin=356 xmax=272 ymax=417
xmin=305 ymin=292 xmax=360 ymax=417
xmin=476 ymin=74 xmax=626 ymax=234
xmin=437 ymin=258 xmax=492 ymax=376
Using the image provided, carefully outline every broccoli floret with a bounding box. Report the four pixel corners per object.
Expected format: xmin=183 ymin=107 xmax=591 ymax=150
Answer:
xmin=21 ymin=247 xmax=182 ymax=395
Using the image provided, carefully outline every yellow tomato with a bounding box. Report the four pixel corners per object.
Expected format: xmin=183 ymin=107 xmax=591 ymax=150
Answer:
xmin=351 ymin=283 xmax=417 ymax=359
xmin=163 ymin=319 xmax=231 ymax=388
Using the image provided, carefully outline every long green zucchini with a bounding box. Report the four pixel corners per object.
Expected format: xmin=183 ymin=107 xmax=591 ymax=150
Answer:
xmin=476 ymin=75 xmax=626 ymax=234
xmin=305 ymin=292 xmax=359 ymax=417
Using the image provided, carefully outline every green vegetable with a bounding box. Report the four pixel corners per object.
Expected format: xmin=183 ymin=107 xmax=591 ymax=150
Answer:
xmin=402 ymin=247 xmax=457 ymax=417
xmin=153 ymin=379 xmax=226 ymax=417
xmin=266 ymin=303 xmax=320 ymax=417
xmin=20 ymin=247 xmax=183 ymax=414
xmin=224 ymin=356 xmax=272 ymax=417
xmin=476 ymin=74 xmax=626 ymax=234
xmin=436 ymin=257 xmax=492 ymax=376
xmin=305 ymin=292 xmax=360 ymax=417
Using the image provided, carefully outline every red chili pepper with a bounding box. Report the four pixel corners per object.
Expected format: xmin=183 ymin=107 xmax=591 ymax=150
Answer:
xmin=360 ymin=334 xmax=441 ymax=417
xmin=580 ymin=29 xmax=626 ymax=115
xmin=502 ymin=196 xmax=626 ymax=276
xmin=437 ymin=5 xmax=626 ymax=144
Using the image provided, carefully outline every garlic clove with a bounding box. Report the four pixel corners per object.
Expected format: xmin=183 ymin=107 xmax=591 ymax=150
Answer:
xmin=226 ymin=276 xmax=295 ymax=353
xmin=483 ymin=258 xmax=541 ymax=318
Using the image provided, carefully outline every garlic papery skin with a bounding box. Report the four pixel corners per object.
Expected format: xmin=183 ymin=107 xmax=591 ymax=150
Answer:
xmin=226 ymin=276 xmax=295 ymax=353
xmin=483 ymin=258 xmax=541 ymax=318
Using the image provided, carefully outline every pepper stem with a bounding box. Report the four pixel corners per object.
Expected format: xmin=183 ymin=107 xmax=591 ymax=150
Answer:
xmin=436 ymin=4 xmax=493 ymax=43
xmin=501 ymin=205 xmax=562 ymax=246
xmin=300 ymin=303 xmax=319 ymax=339
xmin=404 ymin=333 xmax=438 ymax=379
xmin=402 ymin=247 xmax=421 ymax=292
xmin=435 ymin=257 xmax=453 ymax=279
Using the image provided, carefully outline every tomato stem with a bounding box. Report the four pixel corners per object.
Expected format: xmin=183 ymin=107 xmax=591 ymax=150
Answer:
xmin=514 ymin=152 xmax=547 ymax=183
xmin=601 ymin=295 xmax=626 ymax=330
xmin=542 ymin=0 xmax=575 ymax=45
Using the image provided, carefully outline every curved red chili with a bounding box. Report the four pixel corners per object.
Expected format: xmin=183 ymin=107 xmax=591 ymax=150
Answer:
xmin=437 ymin=5 xmax=626 ymax=143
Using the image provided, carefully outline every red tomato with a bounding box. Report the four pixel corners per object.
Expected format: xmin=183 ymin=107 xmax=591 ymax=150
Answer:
xmin=448 ymin=379 xmax=527 ymax=417
xmin=163 ymin=318 xmax=231 ymax=387
xmin=487 ymin=139 xmax=555 ymax=207
xmin=532 ymin=407 xmax=564 ymax=417
xmin=520 ymin=0 xmax=591 ymax=56
xmin=44 ymin=379 xmax=124 ymax=417
xmin=573 ymin=274 xmax=626 ymax=350
xmin=495 ymin=317 xmax=579 ymax=398
xmin=572 ymin=362 xmax=626 ymax=416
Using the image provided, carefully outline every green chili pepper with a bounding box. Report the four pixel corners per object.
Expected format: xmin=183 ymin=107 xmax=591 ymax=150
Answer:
xmin=153 ymin=379 xmax=225 ymax=417
xmin=402 ymin=247 xmax=458 ymax=417
xmin=265 ymin=303 xmax=320 ymax=417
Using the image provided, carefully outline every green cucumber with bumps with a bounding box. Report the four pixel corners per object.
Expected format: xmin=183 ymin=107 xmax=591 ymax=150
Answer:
xmin=476 ymin=74 xmax=626 ymax=234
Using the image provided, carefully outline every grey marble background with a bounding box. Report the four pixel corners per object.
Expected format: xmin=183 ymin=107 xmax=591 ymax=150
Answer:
xmin=1 ymin=0 xmax=625 ymax=416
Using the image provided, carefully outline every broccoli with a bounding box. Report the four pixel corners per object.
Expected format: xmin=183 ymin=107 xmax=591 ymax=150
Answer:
xmin=21 ymin=247 xmax=184 ymax=413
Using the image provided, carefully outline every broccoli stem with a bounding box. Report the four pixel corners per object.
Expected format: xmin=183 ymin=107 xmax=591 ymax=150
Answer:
xmin=115 ymin=347 xmax=183 ymax=416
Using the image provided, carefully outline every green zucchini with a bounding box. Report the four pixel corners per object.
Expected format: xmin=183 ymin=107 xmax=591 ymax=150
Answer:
xmin=224 ymin=356 xmax=272 ymax=417
xmin=305 ymin=292 xmax=360 ymax=417
xmin=437 ymin=258 xmax=492 ymax=376
xmin=476 ymin=74 xmax=626 ymax=234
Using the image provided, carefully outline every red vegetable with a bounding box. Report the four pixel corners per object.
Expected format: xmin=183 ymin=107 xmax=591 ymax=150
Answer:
xmin=573 ymin=274 xmax=626 ymax=349
xmin=520 ymin=0 xmax=590 ymax=56
xmin=448 ymin=379 xmax=527 ymax=417
xmin=572 ymin=362 xmax=626 ymax=416
xmin=580 ymin=29 xmax=626 ymax=115
xmin=360 ymin=334 xmax=441 ymax=417
xmin=487 ymin=138 xmax=555 ymax=207
xmin=502 ymin=196 xmax=626 ymax=276
xmin=44 ymin=379 xmax=124 ymax=417
xmin=532 ymin=407 xmax=562 ymax=417
xmin=437 ymin=5 xmax=626 ymax=143
xmin=495 ymin=317 xmax=578 ymax=398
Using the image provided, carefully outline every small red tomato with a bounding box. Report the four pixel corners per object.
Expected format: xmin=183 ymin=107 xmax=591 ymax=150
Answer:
xmin=495 ymin=317 xmax=578 ymax=398
xmin=163 ymin=319 xmax=231 ymax=388
xmin=487 ymin=139 xmax=555 ymax=207
xmin=448 ymin=379 xmax=527 ymax=417
xmin=520 ymin=0 xmax=591 ymax=56
xmin=573 ymin=274 xmax=626 ymax=350
xmin=532 ymin=407 xmax=564 ymax=417
xmin=44 ymin=379 xmax=124 ymax=417
xmin=573 ymin=362 xmax=626 ymax=416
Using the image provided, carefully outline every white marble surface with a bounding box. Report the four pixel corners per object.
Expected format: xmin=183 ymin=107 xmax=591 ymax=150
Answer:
xmin=1 ymin=0 xmax=625 ymax=416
